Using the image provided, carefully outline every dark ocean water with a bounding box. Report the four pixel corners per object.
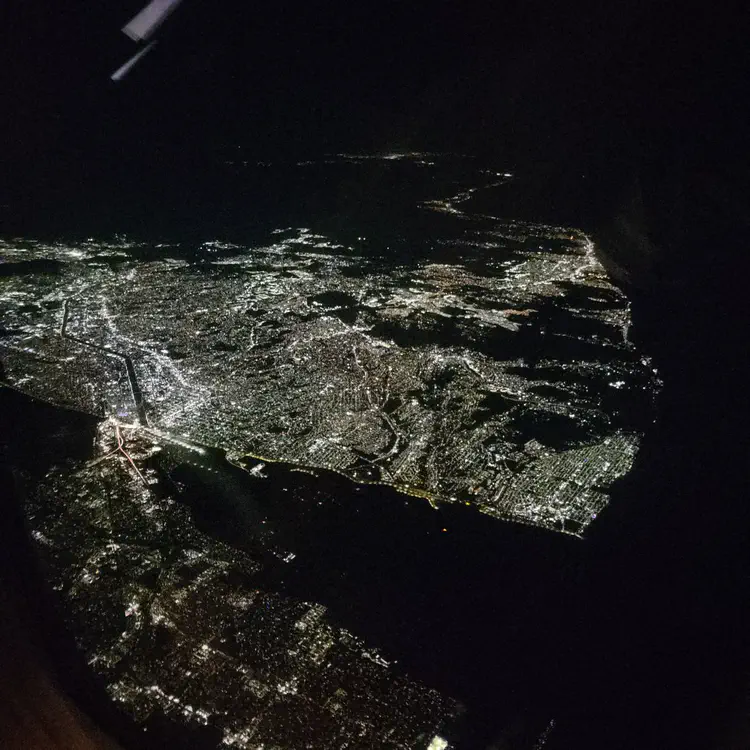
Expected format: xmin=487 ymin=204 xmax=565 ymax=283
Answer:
xmin=172 ymin=454 xmax=578 ymax=748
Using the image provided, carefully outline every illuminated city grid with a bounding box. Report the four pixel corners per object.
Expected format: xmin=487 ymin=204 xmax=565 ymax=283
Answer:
xmin=25 ymin=425 xmax=459 ymax=748
xmin=0 ymin=158 xmax=658 ymax=535
xmin=1 ymin=154 xmax=659 ymax=747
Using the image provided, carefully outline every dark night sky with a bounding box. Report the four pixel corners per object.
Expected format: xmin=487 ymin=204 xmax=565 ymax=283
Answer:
xmin=1 ymin=1 xmax=747 ymax=234
xmin=5 ymin=2 xmax=740 ymax=158
xmin=4 ymin=0 xmax=529 ymax=159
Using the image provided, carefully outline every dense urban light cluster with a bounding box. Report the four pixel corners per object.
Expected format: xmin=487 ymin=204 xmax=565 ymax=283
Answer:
xmin=26 ymin=425 xmax=459 ymax=748
xmin=0 ymin=201 xmax=657 ymax=533
xmin=1 ymin=153 xmax=659 ymax=746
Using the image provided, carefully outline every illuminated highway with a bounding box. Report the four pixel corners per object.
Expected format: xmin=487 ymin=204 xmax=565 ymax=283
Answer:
xmin=61 ymin=298 xmax=149 ymax=426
